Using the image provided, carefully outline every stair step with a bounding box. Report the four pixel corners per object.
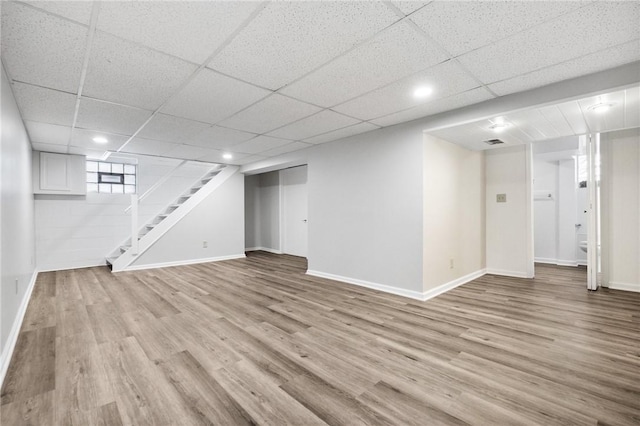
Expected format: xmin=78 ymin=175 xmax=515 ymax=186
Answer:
xmin=119 ymin=246 xmax=130 ymax=253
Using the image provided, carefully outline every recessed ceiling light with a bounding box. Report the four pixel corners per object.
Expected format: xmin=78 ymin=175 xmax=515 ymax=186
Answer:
xmin=413 ymin=86 xmax=433 ymax=99
xmin=489 ymin=118 xmax=511 ymax=133
xmin=92 ymin=136 xmax=108 ymax=144
xmin=587 ymin=102 xmax=615 ymax=113
xmin=222 ymin=153 xmax=233 ymax=160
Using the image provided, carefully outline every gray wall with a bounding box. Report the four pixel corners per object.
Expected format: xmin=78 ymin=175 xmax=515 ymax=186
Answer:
xmin=1 ymin=66 xmax=36 ymax=356
xmin=244 ymin=171 xmax=281 ymax=252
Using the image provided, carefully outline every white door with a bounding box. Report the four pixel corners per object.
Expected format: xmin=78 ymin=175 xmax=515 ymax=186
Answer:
xmin=281 ymin=166 xmax=308 ymax=257
xmin=587 ymin=134 xmax=601 ymax=291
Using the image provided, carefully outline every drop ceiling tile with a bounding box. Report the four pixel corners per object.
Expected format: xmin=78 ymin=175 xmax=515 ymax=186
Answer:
xmin=12 ymin=82 xmax=77 ymax=126
xmin=260 ymin=141 xmax=313 ymax=157
xmin=231 ymin=135 xmax=292 ymax=155
xmin=488 ymin=40 xmax=640 ymax=96
xmin=163 ymin=144 xmax=214 ymax=160
xmin=24 ymin=121 xmax=72 ymax=145
xmin=67 ymin=145 xmax=108 ymax=159
xmin=411 ymin=1 xmax=583 ymax=57
xmin=371 ymin=87 xmax=494 ymax=127
xmin=504 ymin=110 xmax=558 ymax=141
xmin=268 ymin=110 xmax=360 ymax=141
xmin=303 ymin=122 xmax=380 ymax=145
xmin=218 ymin=94 xmax=321 ymax=134
xmin=96 ymin=2 xmax=259 ymax=64
xmin=209 ymin=1 xmax=398 ymax=89
xmin=137 ymin=114 xmax=210 ymax=144
xmin=70 ymin=128 xmax=129 ymax=151
xmin=391 ymin=2 xmax=430 ymax=16
xmin=24 ymin=1 xmax=93 ymax=25
xmin=186 ymin=126 xmax=257 ymax=150
xmin=199 ymin=150 xmax=249 ymax=165
xmin=161 ymin=68 xmax=271 ymax=124
xmin=1 ymin=2 xmax=87 ymax=92
xmin=76 ymin=98 xmax=152 ymax=135
xmin=280 ymin=22 xmax=448 ymax=107
xmin=228 ymin=154 xmax=268 ymax=166
xmin=119 ymin=137 xmax=179 ymax=157
xmin=31 ymin=142 xmax=69 ymax=154
xmin=458 ymin=2 xmax=640 ymax=84
xmin=83 ymin=32 xmax=197 ymax=110
xmin=334 ymin=60 xmax=479 ymax=121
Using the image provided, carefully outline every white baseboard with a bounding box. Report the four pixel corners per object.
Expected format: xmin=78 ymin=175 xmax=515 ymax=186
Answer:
xmin=120 ymin=254 xmax=246 ymax=272
xmin=534 ymin=258 xmax=558 ymax=264
xmin=422 ymin=269 xmax=487 ymax=301
xmin=556 ymin=260 xmax=579 ymax=267
xmin=486 ymin=268 xmax=531 ymax=278
xmin=608 ymin=281 xmax=640 ymax=293
xmin=245 ymin=247 xmax=283 ymax=254
xmin=307 ymin=269 xmax=487 ymax=302
xmin=38 ymin=261 xmax=106 ymax=272
xmin=306 ymin=270 xmax=425 ymax=300
xmin=1 ymin=269 xmax=39 ymax=389
xmin=534 ymin=258 xmax=579 ymax=267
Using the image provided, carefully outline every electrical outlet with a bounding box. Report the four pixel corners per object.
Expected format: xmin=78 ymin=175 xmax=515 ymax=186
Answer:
xmin=496 ymin=193 xmax=507 ymax=203
xmin=15 ymin=279 xmax=19 ymax=294
xmin=203 ymin=241 xmax=208 ymax=248
xmin=449 ymin=258 xmax=454 ymax=269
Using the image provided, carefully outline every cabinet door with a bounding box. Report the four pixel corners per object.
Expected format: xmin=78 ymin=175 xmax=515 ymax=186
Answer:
xmin=40 ymin=152 xmax=71 ymax=191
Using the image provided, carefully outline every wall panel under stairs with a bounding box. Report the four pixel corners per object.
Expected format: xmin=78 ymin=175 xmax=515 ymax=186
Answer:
xmin=127 ymin=171 xmax=245 ymax=269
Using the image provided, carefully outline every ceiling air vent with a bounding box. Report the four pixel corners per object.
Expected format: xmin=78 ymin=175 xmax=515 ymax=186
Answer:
xmin=484 ymin=139 xmax=505 ymax=145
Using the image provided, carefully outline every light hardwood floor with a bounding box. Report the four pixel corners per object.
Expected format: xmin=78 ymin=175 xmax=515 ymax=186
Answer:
xmin=2 ymin=252 xmax=639 ymax=425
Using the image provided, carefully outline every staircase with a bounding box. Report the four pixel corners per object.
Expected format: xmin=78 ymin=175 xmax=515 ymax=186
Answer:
xmin=107 ymin=165 xmax=239 ymax=272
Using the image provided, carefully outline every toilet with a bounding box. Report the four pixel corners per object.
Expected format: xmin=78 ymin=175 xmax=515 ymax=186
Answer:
xmin=579 ymin=241 xmax=588 ymax=253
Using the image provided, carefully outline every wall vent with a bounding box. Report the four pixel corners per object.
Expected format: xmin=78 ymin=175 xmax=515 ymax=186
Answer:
xmin=484 ymin=139 xmax=505 ymax=145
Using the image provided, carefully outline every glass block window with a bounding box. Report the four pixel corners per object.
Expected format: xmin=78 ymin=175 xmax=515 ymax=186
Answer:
xmin=87 ymin=161 xmax=136 ymax=194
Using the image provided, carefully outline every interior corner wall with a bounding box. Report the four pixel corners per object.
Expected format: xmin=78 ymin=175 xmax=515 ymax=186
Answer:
xmin=244 ymin=171 xmax=281 ymax=252
xmin=307 ymin=124 xmax=424 ymax=295
xmin=423 ymin=134 xmax=485 ymax=293
xmin=130 ymin=171 xmax=245 ymax=267
xmin=1 ymin=66 xmax=36 ymax=356
xmin=485 ymin=145 xmax=533 ymax=277
xmin=601 ymin=128 xmax=640 ymax=291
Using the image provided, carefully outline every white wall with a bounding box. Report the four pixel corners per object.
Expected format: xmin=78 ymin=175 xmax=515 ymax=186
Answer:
xmin=131 ymin=172 xmax=245 ymax=267
xmin=485 ymin=145 xmax=533 ymax=278
xmin=1 ymin=67 xmax=36 ymax=363
xmin=244 ymin=171 xmax=281 ymax=252
xmin=601 ymin=128 xmax=640 ymax=291
xmin=35 ymin=157 xmax=213 ymax=271
xmin=423 ymin=135 xmax=485 ymax=292
xmin=533 ymin=158 xmax=558 ymax=262
xmin=307 ymin=125 xmax=424 ymax=295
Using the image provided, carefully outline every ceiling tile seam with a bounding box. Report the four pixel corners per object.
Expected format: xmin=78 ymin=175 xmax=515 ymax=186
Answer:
xmin=13 ymin=0 xmax=91 ymax=28
xmin=301 ymin=122 xmax=380 ymax=143
xmin=482 ymin=38 xmax=640 ymax=88
xmin=576 ymin=100 xmax=594 ymax=135
xmin=402 ymin=17 xmax=498 ymax=97
xmin=366 ymin=86 xmax=487 ymax=122
xmin=556 ymin=105 xmax=580 ymax=136
xmin=260 ymin=108 xmax=361 ymax=138
xmin=78 ymin=95 xmax=153 ymax=113
xmin=115 ymin=1 xmax=270 ymax=154
xmin=259 ymin=15 xmax=409 ymax=94
xmin=1 ymin=59 xmax=38 ymax=148
xmin=10 ymin=79 xmax=78 ymax=96
xmin=537 ymin=107 xmax=566 ymax=139
xmin=67 ymin=1 xmax=101 ymax=152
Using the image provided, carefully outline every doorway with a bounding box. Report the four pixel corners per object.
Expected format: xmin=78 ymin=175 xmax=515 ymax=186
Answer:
xmin=281 ymin=165 xmax=308 ymax=257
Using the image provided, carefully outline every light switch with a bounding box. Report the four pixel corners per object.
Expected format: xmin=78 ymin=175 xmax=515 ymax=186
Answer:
xmin=496 ymin=193 xmax=507 ymax=203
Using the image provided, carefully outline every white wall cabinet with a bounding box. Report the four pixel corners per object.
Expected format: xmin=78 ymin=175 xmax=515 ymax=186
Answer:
xmin=33 ymin=151 xmax=86 ymax=195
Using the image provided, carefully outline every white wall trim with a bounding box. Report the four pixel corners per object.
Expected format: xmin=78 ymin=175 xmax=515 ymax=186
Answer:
xmin=245 ymin=247 xmax=283 ymax=254
xmin=0 ymin=270 xmax=38 ymax=389
xmin=119 ymin=254 xmax=246 ymax=272
xmin=307 ymin=269 xmax=486 ymax=301
xmin=535 ymin=258 xmax=581 ymax=267
xmin=534 ymin=257 xmax=558 ymax=265
xmin=608 ymin=281 xmax=640 ymax=293
xmin=38 ymin=261 xmax=106 ymax=273
xmin=422 ymin=269 xmax=487 ymax=301
xmin=486 ymin=268 xmax=530 ymax=278
xmin=307 ymin=270 xmax=425 ymax=300
xmin=556 ymin=260 xmax=579 ymax=267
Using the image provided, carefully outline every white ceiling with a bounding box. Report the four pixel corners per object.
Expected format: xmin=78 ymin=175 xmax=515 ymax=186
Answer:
xmin=428 ymin=85 xmax=640 ymax=151
xmin=2 ymin=1 xmax=639 ymax=165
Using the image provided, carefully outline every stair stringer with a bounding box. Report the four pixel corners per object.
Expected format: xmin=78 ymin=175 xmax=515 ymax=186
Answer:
xmin=111 ymin=165 xmax=239 ymax=272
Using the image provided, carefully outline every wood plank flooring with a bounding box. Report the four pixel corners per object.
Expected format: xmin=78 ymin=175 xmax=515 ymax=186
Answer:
xmin=2 ymin=252 xmax=639 ymax=425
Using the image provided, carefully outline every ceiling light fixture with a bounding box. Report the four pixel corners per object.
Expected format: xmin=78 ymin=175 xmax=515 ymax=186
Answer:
xmin=222 ymin=153 xmax=233 ymax=160
xmin=489 ymin=118 xmax=511 ymax=133
xmin=587 ymin=102 xmax=615 ymax=113
xmin=92 ymin=136 xmax=108 ymax=144
xmin=413 ymin=86 xmax=433 ymax=99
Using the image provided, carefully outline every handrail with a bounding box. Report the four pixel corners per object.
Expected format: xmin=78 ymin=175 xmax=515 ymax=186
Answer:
xmin=124 ymin=160 xmax=187 ymax=213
